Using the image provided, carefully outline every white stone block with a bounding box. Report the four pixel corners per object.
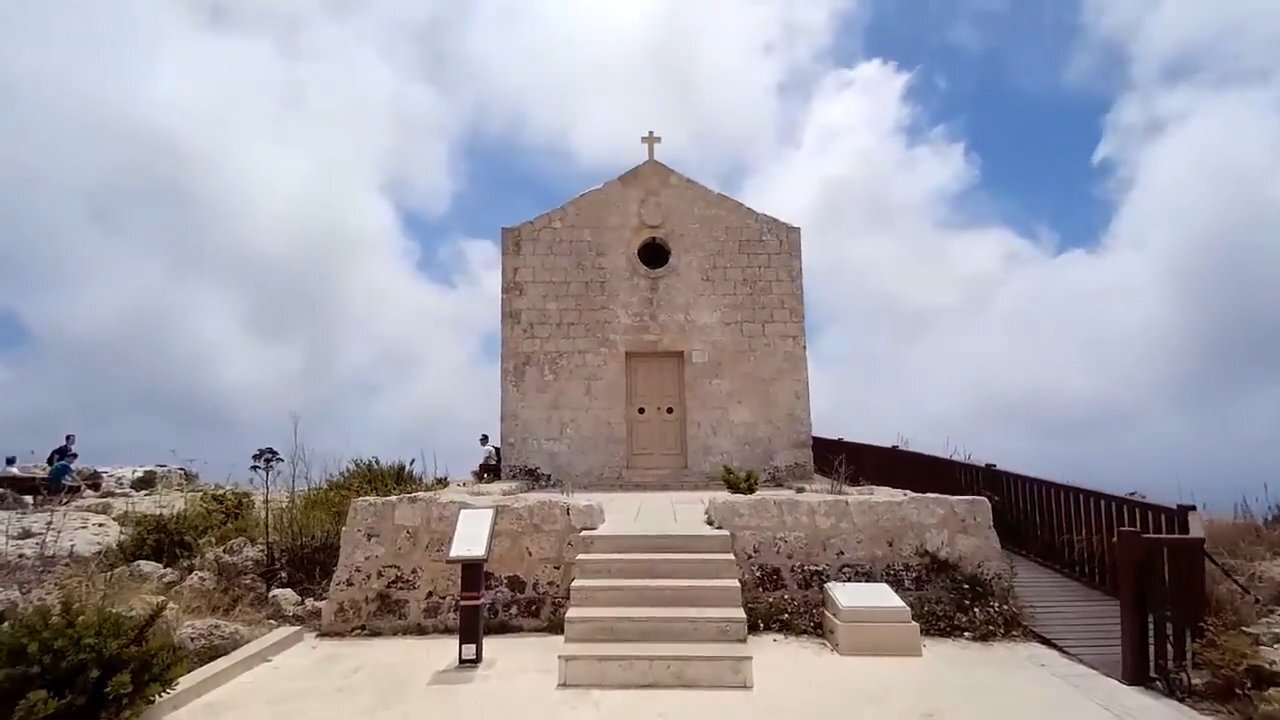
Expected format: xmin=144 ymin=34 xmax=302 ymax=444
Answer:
xmin=823 ymin=613 xmax=922 ymax=656
xmin=824 ymin=582 xmax=913 ymax=624
xmin=822 ymin=582 xmax=922 ymax=657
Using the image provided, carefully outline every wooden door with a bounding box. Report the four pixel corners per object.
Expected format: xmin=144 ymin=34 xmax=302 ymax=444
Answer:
xmin=626 ymin=353 xmax=687 ymax=469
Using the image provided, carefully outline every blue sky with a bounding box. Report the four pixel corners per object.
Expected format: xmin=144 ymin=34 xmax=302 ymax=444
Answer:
xmin=0 ymin=313 xmax=25 ymax=356
xmin=859 ymin=1 xmax=1112 ymax=249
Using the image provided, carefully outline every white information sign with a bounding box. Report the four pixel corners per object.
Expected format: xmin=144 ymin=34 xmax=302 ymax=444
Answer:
xmin=460 ymin=643 xmax=478 ymax=661
xmin=447 ymin=507 xmax=496 ymax=562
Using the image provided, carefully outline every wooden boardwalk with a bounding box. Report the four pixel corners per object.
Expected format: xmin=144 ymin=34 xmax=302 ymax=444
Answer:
xmin=1007 ymin=552 xmax=1124 ymax=680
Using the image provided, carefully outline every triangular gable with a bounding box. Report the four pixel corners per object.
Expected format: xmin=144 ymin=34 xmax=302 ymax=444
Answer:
xmin=504 ymin=159 xmax=795 ymax=231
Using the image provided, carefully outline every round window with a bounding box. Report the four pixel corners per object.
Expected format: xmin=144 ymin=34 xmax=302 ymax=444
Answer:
xmin=636 ymin=236 xmax=671 ymax=271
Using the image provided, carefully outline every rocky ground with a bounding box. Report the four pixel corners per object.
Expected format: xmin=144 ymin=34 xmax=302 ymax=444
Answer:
xmin=0 ymin=522 xmax=324 ymax=663
xmin=0 ymin=465 xmax=325 ymax=666
xmin=0 ymin=466 xmax=533 ymax=667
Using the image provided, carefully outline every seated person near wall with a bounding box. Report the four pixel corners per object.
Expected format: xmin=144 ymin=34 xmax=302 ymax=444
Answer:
xmin=46 ymin=452 xmax=78 ymax=495
xmin=472 ymin=434 xmax=501 ymax=482
xmin=1 ymin=456 xmax=20 ymax=475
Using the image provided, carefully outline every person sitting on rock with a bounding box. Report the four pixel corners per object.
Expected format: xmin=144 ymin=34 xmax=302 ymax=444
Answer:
xmin=472 ymin=434 xmax=501 ymax=482
xmin=46 ymin=452 xmax=78 ymax=495
xmin=1 ymin=456 xmax=19 ymax=475
xmin=46 ymin=433 xmax=76 ymax=467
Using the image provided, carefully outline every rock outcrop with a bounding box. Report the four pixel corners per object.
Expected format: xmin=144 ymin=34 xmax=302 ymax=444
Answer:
xmin=322 ymin=493 xmax=604 ymax=636
xmin=122 ymin=594 xmax=182 ymax=629
xmin=267 ymin=588 xmax=303 ymax=620
xmin=1 ymin=463 xmax=196 ymax=498
xmin=96 ymin=465 xmax=197 ymax=492
xmin=171 ymin=570 xmax=220 ymax=606
xmin=200 ymin=537 xmax=266 ymax=578
xmin=1 ymin=511 xmax=121 ymax=560
xmin=176 ymin=618 xmax=253 ymax=663
xmin=109 ymin=560 xmax=184 ymax=589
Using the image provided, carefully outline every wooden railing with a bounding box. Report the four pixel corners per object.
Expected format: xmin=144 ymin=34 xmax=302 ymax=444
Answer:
xmin=812 ymin=435 xmax=1206 ymax=688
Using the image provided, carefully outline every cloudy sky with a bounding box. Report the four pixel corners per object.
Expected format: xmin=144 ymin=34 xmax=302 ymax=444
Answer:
xmin=1 ymin=1 xmax=1277 ymax=508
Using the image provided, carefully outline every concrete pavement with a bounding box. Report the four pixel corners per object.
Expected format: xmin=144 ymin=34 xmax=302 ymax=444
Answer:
xmin=165 ymin=634 xmax=1203 ymax=720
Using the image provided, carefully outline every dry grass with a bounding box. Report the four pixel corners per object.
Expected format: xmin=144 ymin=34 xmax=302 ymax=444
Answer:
xmin=1190 ymin=496 xmax=1280 ymax=716
xmin=1203 ymin=499 xmax=1280 ymax=625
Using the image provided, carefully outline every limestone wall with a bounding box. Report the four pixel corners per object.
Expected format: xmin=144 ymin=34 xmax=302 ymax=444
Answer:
xmin=499 ymin=160 xmax=813 ymax=487
xmin=706 ymin=489 xmax=1015 ymax=636
xmin=322 ymin=494 xmax=603 ymax=636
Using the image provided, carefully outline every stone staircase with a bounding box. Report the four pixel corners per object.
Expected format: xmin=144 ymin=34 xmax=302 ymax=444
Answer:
xmin=557 ymin=529 xmax=753 ymax=688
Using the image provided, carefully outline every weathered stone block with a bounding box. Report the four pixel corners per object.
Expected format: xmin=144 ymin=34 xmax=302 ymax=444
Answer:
xmin=706 ymin=489 xmax=1019 ymax=638
xmin=706 ymin=490 xmax=1003 ymax=570
xmin=322 ymin=494 xmax=603 ymax=636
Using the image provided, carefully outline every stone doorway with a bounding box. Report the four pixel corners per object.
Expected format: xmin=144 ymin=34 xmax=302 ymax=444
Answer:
xmin=625 ymin=352 xmax=687 ymax=469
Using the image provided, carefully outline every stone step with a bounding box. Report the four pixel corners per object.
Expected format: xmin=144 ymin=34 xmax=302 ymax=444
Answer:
xmin=557 ymin=642 xmax=753 ymax=688
xmin=573 ymin=552 xmax=739 ymax=580
xmin=564 ymin=606 xmax=748 ymax=642
xmin=573 ymin=482 xmax=725 ymax=492
xmin=580 ymin=530 xmax=732 ymax=555
xmin=569 ymin=578 xmax=744 ymax=607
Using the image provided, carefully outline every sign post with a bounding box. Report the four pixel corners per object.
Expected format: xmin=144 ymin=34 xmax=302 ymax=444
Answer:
xmin=446 ymin=507 xmax=496 ymax=667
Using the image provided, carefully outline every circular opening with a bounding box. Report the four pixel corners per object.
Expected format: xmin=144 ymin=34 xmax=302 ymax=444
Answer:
xmin=636 ymin=236 xmax=671 ymax=271
xmin=637 ymin=407 xmax=646 ymax=415
xmin=666 ymin=406 xmax=674 ymax=415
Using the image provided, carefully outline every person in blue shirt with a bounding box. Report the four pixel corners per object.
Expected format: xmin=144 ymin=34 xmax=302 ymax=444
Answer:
xmin=46 ymin=452 xmax=78 ymax=495
xmin=46 ymin=433 xmax=76 ymax=467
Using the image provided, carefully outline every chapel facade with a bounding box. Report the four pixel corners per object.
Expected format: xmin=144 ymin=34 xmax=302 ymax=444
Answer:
xmin=499 ymin=138 xmax=813 ymax=489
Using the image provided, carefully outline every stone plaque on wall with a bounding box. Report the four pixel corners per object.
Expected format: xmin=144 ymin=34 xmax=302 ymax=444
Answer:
xmin=639 ymin=196 xmax=664 ymax=227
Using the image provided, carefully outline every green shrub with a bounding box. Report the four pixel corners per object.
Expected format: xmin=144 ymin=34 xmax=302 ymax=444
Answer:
xmin=111 ymin=487 xmax=264 ymax=569
xmin=129 ymin=470 xmax=159 ymax=493
xmin=719 ymin=465 xmax=759 ymax=495
xmin=506 ymin=464 xmax=559 ymax=492
xmin=0 ymin=597 xmax=188 ymax=720
xmin=195 ymin=488 xmax=259 ymax=544
xmin=902 ymin=553 xmax=1024 ymax=640
xmin=742 ymin=552 xmax=1025 ymax=640
xmin=269 ymin=457 xmax=436 ymax=596
xmin=326 ymin=457 xmax=434 ymax=497
xmin=111 ymin=511 xmax=206 ymax=568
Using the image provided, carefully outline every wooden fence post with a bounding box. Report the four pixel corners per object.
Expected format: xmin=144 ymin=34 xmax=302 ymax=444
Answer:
xmin=1174 ymin=505 xmax=1208 ymax=640
xmin=1117 ymin=527 xmax=1149 ymax=685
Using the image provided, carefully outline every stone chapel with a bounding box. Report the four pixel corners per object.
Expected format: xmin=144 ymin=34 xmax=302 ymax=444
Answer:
xmin=499 ymin=133 xmax=813 ymax=489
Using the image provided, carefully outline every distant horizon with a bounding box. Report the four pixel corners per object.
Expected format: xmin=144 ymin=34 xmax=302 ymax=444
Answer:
xmin=11 ymin=431 xmax=1270 ymax=519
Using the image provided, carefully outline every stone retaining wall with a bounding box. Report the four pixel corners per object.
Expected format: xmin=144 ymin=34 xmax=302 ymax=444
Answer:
xmin=706 ymin=488 xmax=1019 ymax=637
xmin=321 ymin=494 xmax=603 ymax=636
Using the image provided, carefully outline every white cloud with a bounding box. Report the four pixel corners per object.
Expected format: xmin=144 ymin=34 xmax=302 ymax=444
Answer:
xmin=741 ymin=0 xmax=1280 ymax=501
xmin=0 ymin=0 xmax=854 ymax=479
xmin=0 ymin=1 xmax=494 ymax=476
xmin=0 ymin=0 xmax=1277 ymax=505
